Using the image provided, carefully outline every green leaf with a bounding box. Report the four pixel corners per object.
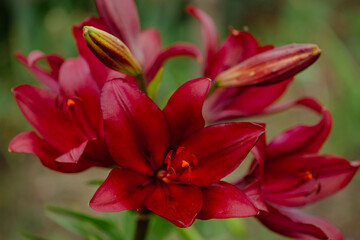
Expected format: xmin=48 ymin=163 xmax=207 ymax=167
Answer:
xmin=20 ymin=232 xmax=48 ymax=240
xmin=146 ymin=68 xmax=163 ymax=101
xmin=176 ymin=226 xmax=204 ymax=240
xmin=147 ymin=214 xmax=173 ymax=240
xmin=87 ymin=179 xmax=104 ymax=186
xmin=47 ymin=206 xmax=123 ymax=240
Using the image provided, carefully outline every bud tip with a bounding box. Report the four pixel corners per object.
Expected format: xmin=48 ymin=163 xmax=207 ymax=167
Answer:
xmin=312 ymin=45 xmax=321 ymax=56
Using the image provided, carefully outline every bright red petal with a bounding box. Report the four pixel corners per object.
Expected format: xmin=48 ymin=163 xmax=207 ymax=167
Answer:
xmin=145 ymin=183 xmax=202 ymax=227
xmin=13 ymin=84 xmax=87 ymax=152
xmin=14 ymin=51 xmax=63 ymax=93
xmin=257 ymin=204 xmax=344 ymax=240
xmin=265 ymin=98 xmax=332 ymax=160
xmin=96 ymin=0 xmax=143 ymax=62
xmin=262 ymin=154 xmax=360 ymax=207
xmin=186 ymin=5 xmax=218 ymax=69
xmin=163 ymin=78 xmax=211 ymax=147
xmin=8 ymin=131 xmax=93 ymax=173
xmin=179 ymin=122 xmax=264 ymax=186
xmin=145 ymin=43 xmax=202 ymax=84
xmin=101 ymin=79 xmax=170 ymax=174
xmin=90 ymin=168 xmax=155 ymax=212
xmin=58 ymin=57 xmax=103 ymax=137
xmin=197 ymin=181 xmax=258 ymax=220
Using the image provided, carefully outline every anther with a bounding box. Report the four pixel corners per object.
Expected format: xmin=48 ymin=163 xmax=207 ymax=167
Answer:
xmin=181 ymin=160 xmax=190 ymax=168
xmin=66 ymin=98 xmax=76 ymax=107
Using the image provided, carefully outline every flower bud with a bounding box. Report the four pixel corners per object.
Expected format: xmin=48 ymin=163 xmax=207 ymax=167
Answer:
xmin=83 ymin=26 xmax=142 ymax=76
xmin=216 ymin=44 xmax=321 ymax=88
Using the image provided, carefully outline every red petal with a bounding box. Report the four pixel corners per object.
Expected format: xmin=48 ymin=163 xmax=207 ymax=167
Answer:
xmin=140 ymin=28 xmax=162 ymax=71
xmin=101 ymin=79 xmax=170 ymax=174
xmin=241 ymin=181 xmax=268 ymax=212
xmin=13 ymin=84 xmax=87 ymax=152
xmin=14 ymin=51 xmax=64 ymax=93
xmin=179 ymin=122 xmax=264 ymax=186
xmin=186 ymin=5 xmax=218 ymax=68
xmin=96 ymin=0 xmax=143 ymax=61
xmin=206 ymin=29 xmax=259 ymax=79
xmin=145 ymin=183 xmax=202 ymax=227
xmin=163 ymin=78 xmax=211 ymax=147
xmin=58 ymin=57 xmax=103 ymax=137
xmin=265 ymin=98 xmax=332 ymax=159
xmin=257 ymin=204 xmax=344 ymax=240
xmin=262 ymin=154 xmax=360 ymax=207
xmin=90 ymin=168 xmax=154 ymax=212
xmin=203 ymin=78 xmax=293 ymax=122
xmin=55 ymin=140 xmax=89 ymax=163
xmin=72 ymin=17 xmax=110 ymax=87
xmin=197 ymin=181 xmax=258 ymax=220
xmin=8 ymin=131 xmax=92 ymax=173
xmin=145 ymin=43 xmax=202 ymax=84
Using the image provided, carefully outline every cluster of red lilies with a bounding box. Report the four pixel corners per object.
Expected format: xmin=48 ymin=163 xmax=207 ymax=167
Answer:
xmin=9 ymin=0 xmax=359 ymax=239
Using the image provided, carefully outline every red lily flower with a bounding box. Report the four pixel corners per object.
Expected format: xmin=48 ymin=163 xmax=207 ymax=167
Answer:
xmin=9 ymin=56 xmax=115 ymax=173
xmin=187 ymin=6 xmax=319 ymax=123
xmin=236 ymin=98 xmax=360 ymax=239
xmin=72 ymin=0 xmax=202 ymax=85
xmin=90 ymin=78 xmax=265 ymax=227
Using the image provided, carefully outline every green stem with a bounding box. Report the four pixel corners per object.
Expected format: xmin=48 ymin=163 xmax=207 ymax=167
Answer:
xmin=136 ymin=74 xmax=147 ymax=94
xmin=134 ymin=211 xmax=150 ymax=240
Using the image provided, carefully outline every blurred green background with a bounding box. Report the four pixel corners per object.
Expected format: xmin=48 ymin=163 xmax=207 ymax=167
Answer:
xmin=1 ymin=0 xmax=359 ymax=239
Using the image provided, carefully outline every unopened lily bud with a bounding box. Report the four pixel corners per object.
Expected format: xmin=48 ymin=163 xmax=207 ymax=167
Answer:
xmin=83 ymin=26 xmax=142 ymax=76
xmin=216 ymin=44 xmax=321 ymax=88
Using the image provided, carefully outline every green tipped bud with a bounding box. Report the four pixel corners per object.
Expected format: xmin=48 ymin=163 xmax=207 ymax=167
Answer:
xmin=83 ymin=26 xmax=142 ymax=76
xmin=216 ymin=43 xmax=321 ymax=88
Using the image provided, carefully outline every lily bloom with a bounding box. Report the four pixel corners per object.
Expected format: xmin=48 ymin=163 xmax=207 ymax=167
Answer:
xmin=90 ymin=78 xmax=265 ymax=227
xmin=73 ymin=0 xmax=202 ymax=86
xmin=236 ymin=98 xmax=360 ymax=240
xmin=187 ymin=6 xmax=320 ymax=123
xmin=9 ymin=55 xmax=115 ymax=173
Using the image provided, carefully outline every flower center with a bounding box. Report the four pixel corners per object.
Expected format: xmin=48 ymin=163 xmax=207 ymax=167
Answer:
xmin=156 ymin=147 xmax=198 ymax=184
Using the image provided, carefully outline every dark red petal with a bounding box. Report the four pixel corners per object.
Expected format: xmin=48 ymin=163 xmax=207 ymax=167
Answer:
xmin=101 ymin=79 xmax=170 ymax=174
xmin=203 ymin=78 xmax=293 ymax=123
xmin=265 ymin=98 xmax=332 ymax=159
xmin=13 ymin=84 xmax=87 ymax=152
xmin=90 ymin=168 xmax=154 ymax=212
xmin=14 ymin=51 xmax=64 ymax=93
xmin=58 ymin=57 xmax=103 ymax=137
xmin=257 ymin=204 xmax=344 ymax=240
xmin=96 ymin=0 xmax=143 ymax=62
xmin=186 ymin=5 xmax=218 ymax=68
xmin=241 ymin=181 xmax=268 ymax=212
xmin=206 ymin=29 xmax=259 ymax=79
xmin=145 ymin=43 xmax=202 ymax=84
xmin=262 ymin=154 xmax=360 ymax=207
xmin=8 ymin=131 xmax=92 ymax=173
xmin=145 ymin=183 xmax=202 ymax=227
xmin=179 ymin=122 xmax=264 ymax=186
xmin=55 ymin=140 xmax=89 ymax=163
xmin=163 ymin=78 xmax=211 ymax=147
xmin=140 ymin=28 xmax=162 ymax=71
xmin=72 ymin=17 xmax=111 ymax=87
xmin=197 ymin=181 xmax=258 ymax=220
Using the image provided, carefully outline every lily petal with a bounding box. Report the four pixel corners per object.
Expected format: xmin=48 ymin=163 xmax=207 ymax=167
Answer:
xmin=101 ymin=79 xmax=170 ymax=174
xmin=163 ymin=78 xmax=211 ymax=147
xmin=96 ymin=0 xmax=143 ymax=62
xmin=257 ymin=204 xmax=344 ymax=240
xmin=145 ymin=183 xmax=202 ymax=227
xmin=179 ymin=122 xmax=264 ymax=186
xmin=90 ymin=168 xmax=155 ymax=212
xmin=13 ymin=84 xmax=87 ymax=152
xmin=145 ymin=43 xmax=202 ymax=84
xmin=14 ymin=51 xmax=63 ymax=93
xmin=197 ymin=181 xmax=258 ymax=220
xmin=265 ymin=98 xmax=332 ymax=160
xmin=186 ymin=5 xmax=218 ymax=68
xmin=8 ymin=131 xmax=92 ymax=173
xmin=140 ymin=28 xmax=162 ymax=71
xmin=262 ymin=154 xmax=360 ymax=207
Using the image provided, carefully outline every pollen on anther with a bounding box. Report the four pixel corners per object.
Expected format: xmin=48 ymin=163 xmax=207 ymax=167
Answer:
xmin=66 ymin=98 xmax=76 ymax=107
xmin=181 ymin=160 xmax=190 ymax=168
xmin=302 ymin=171 xmax=313 ymax=181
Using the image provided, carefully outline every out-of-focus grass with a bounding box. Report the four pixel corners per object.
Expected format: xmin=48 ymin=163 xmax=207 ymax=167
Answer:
xmin=1 ymin=0 xmax=359 ymax=239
